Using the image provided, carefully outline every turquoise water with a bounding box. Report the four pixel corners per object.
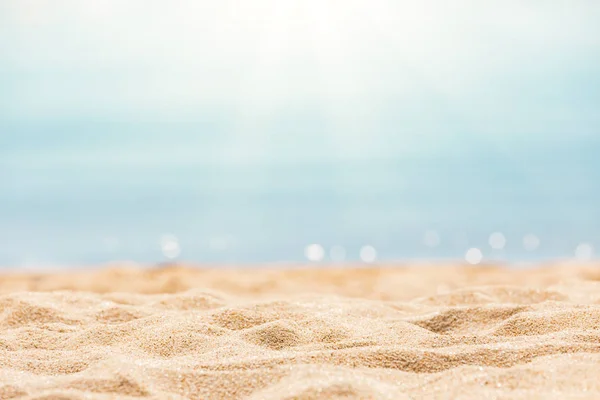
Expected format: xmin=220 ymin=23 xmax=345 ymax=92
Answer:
xmin=1 ymin=123 xmax=599 ymax=266
xmin=2 ymin=2 xmax=600 ymax=266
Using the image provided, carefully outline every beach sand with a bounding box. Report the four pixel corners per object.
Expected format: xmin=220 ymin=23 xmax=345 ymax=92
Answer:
xmin=1 ymin=263 xmax=600 ymax=399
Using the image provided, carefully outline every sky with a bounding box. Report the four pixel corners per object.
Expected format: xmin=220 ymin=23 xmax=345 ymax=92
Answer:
xmin=1 ymin=1 xmax=600 ymax=266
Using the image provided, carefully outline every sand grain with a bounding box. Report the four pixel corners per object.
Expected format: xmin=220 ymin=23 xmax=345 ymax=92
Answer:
xmin=1 ymin=264 xmax=599 ymax=399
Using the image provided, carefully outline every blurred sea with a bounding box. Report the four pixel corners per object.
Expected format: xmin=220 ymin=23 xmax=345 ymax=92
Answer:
xmin=1 ymin=125 xmax=599 ymax=267
xmin=2 ymin=1 xmax=600 ymax=267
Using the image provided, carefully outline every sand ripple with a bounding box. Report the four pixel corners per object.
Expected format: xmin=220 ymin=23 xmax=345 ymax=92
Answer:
xmin=1 ymin=265 xmax=600 ymax=399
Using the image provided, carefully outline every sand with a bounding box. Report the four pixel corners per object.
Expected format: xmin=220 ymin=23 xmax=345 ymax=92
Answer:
xmin=1 ymin=263 xmax=600 ymax=399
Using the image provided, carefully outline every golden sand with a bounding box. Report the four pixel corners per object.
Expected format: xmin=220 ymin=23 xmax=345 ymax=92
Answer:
xmin=1 ymin=263 xmax=600 ymax=399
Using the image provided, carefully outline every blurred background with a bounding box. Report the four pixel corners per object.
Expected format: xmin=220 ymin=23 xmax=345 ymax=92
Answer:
xmin=1 ymin=1 xmax=599 ymax=267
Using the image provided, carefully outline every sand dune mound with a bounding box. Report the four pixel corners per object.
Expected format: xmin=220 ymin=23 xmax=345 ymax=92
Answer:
xmin=1 ymin=264 xmax=600 ymax=399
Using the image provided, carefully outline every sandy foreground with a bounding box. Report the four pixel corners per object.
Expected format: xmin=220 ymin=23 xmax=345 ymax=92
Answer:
xmin=1 ymin=264 xmax=600 ymax=399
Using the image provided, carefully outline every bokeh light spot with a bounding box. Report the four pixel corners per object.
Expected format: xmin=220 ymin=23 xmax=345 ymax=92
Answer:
xmin=304 ymin=244 xmax=324 ymax=262
xmin=575 ymin=243 xmax=594 ymax=261
xmin=360 ymin=245 xmax=377 ymax=263
xmin=465 ymin=248 xmax=483 ymax=265
xmin=488 ymin=232 xmax=506 ymax=250
xmin=160 ymin=234 xmax=181 ymax=259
